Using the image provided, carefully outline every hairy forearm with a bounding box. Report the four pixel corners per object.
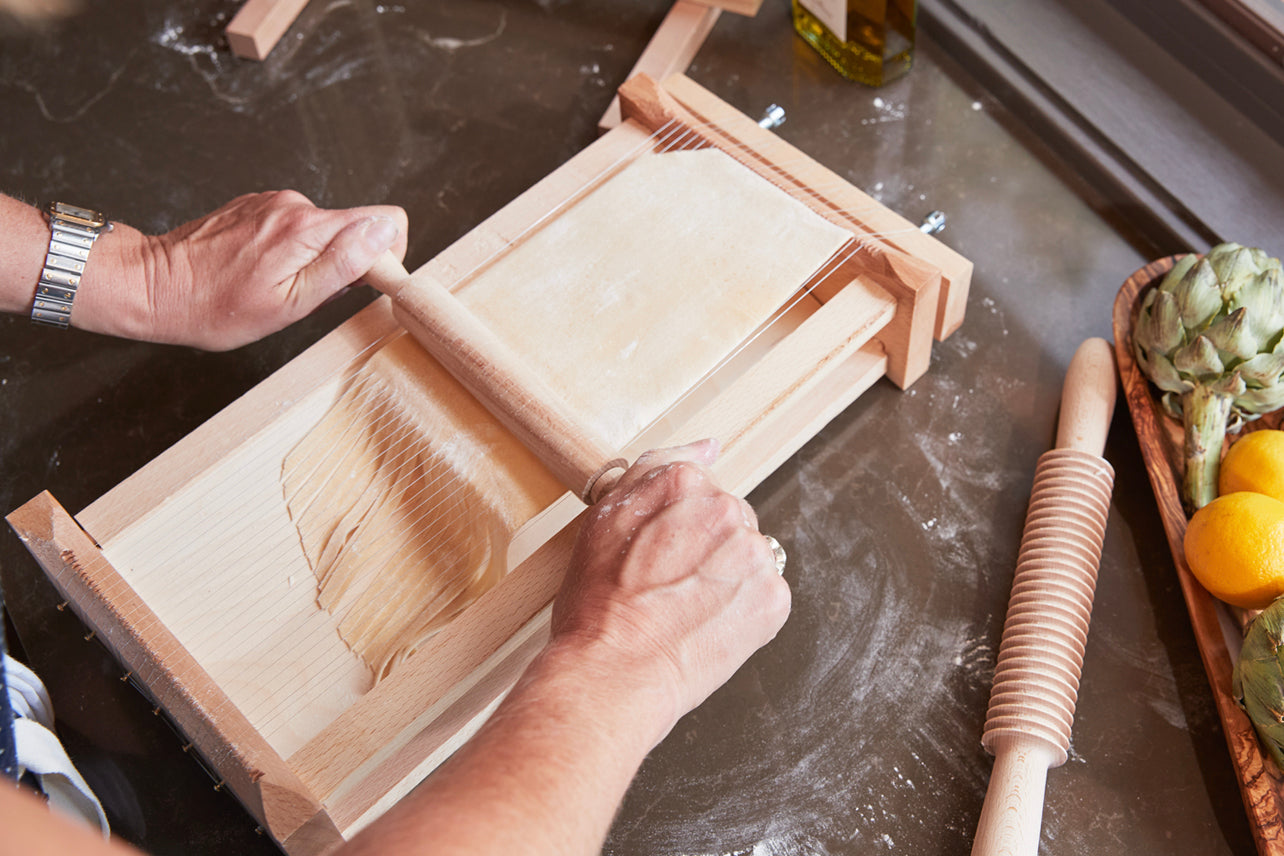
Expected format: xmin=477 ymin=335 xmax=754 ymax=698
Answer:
xmin=341 ymin=637 xmax=676 ymax=856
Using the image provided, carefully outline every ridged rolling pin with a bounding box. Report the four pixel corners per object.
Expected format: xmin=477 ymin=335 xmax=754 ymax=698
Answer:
xmin=971 ymin=337 xmax=1117 ymax=856
xmin=363 ymin=252 xmax=629 ymax=503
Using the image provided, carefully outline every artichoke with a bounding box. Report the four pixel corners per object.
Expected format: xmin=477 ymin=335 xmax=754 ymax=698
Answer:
xmin=1133 ymin=242 xmax=1284 ymax=510
xmin=1235 ymin=598 xmax=1284 ymax=769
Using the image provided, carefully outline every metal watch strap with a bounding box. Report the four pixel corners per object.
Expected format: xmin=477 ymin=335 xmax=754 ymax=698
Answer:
xmin=31 ymin=202 xmax=111 ymax=329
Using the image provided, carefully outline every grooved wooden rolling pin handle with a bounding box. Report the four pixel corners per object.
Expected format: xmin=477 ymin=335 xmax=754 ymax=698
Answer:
xmin=363 ymin=252 xmax=627 ymax=503
xmin=972 ymin=338 xmax=1117 ymax=856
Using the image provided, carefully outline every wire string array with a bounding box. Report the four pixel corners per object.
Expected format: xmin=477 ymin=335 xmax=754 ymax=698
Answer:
xmin=96 ymin=107 xmax=933 ymax=752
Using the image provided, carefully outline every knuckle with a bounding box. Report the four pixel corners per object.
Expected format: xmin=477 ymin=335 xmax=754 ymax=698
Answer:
xmin=663 ymin=460 xmax=706 ymax=492
xmin=272 ymin=188 xmax=312 ymax=208
xmin=765 ymin=577 xmax=792 ymax=622
xmin=708 ymin=492 xmax=745 ymax=529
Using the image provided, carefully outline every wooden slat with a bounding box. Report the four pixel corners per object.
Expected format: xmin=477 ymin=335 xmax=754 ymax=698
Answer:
xmin=690 ymin=0 xmax=765 ymax=14
xmin=619 ymin=74 xmax=942 ymax=386
xmin=5 ymin=493 xmax=340 ymax=855
xmin=657 ymin=73 xmax=973 ymax=342
xmin=76 ymin=300 xmax=401 ymax=544
xmin=227 ymin=0 xmax=311 ymax=61
xmin=599 ymin=1 xmax=723 ymax=131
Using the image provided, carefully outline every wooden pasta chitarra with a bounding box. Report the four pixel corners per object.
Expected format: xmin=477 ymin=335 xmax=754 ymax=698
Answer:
xmin=6 ymin=74 xmax=972 ymax=854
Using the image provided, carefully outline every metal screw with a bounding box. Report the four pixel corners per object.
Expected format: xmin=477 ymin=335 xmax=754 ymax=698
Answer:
xmin=919 ymin=210 xmax=947 ymax=235
xmin=758 ymin=104 xmax=786 ymax=129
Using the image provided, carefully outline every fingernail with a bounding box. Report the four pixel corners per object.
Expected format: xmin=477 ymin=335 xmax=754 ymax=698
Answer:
xmin=361 ymin=217 xmax=399 ymax=253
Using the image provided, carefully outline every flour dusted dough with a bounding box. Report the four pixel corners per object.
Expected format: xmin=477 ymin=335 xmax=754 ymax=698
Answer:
xmin=281 ymin=335 xmax=562 ymax=681
xmin=456 ymin=147 xmax=852 ymax=448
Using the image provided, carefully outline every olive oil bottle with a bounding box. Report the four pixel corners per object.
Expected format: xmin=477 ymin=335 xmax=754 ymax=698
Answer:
xmin=792 ymin=0 xmax=917 ymax=86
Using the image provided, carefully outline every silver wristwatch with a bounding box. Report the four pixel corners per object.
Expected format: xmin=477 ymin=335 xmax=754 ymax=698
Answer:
xmin=31 ymin=201 xmax=113 ymax=329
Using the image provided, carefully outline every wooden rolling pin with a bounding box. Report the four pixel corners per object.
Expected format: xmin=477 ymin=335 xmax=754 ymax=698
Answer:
xmin=363 ymin=252 xmax=629 ymax=504
xmin=972 ymin=337 xmax=1117 ymax=856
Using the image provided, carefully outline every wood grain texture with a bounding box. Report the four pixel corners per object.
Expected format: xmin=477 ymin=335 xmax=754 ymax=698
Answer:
xmin=599 ymin=1 xmax=722 ymax=132
xmin=1055 ymin=338 xmax=1116 ymax=455
xmin=364 ymin=253 xmax=623 ymax=502
xmin=226 ymin=0 xmax=311 ymax=60
xmin=1113 ymin=258 xmax=1284 ymax=856
xmin=974 ymin=338 xmax=1117 ymax=856
xmin=687 ymin=0 xmax=765 ymax=14
xmin=649 ymin=74 xmax=973 ymax=343
xmin=5 ymin=493 xmax=339 ymax=854
xmin=618 ymin=74 xmax=940 ymax=387
xmin=76 ymin=300 xmax=402 ymax=545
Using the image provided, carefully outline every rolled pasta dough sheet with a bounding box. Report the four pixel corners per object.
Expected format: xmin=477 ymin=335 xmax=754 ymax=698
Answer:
xmin=456 ymin=147 xmax=852 ymax=448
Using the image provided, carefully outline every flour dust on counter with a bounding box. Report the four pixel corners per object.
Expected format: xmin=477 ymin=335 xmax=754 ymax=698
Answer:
xmin=604 ymin=386 xmax=1010 ymax=853
xmin=602 ymin=280 xmax=1058 ymax=853
xmin=137 ymin=1 xmax=414 ymax=210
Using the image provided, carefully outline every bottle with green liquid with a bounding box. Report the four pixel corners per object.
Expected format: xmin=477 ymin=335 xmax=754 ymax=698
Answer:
xmin=792 ymin=0 xmax=917 ymax=86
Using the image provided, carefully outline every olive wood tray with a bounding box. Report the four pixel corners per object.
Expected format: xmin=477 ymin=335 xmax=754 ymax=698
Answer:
xmin=1113 ymin=256 xmax=1284 ymax=856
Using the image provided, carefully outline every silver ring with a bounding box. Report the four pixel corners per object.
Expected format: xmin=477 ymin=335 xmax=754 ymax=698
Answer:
xmin=764 ymin=535 xmax=787 ymax=575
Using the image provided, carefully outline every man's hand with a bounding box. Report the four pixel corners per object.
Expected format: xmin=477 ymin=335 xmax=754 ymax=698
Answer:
xmin=77 ymin=190 xmax=408 ymax=349
xmin=341 ymin=440 xmax=791 ymax=856
xmin=550 ymin=439 xmax=792 ymax=742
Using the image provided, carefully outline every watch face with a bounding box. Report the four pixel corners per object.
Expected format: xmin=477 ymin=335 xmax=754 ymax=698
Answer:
xmin=50 ymin=201 xmax=108 ymax=229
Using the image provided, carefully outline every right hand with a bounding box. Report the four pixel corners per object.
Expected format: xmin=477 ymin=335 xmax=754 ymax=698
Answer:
xmin=550 ymin=439 xmax=792 ymax=740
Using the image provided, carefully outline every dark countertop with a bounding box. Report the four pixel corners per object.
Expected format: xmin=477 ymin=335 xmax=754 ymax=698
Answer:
xmin=0 ymin=1 xmax=1256 ymax=853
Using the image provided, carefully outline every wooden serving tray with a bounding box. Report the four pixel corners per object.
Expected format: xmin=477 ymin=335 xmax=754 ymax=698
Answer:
xmin=1113 ymin=257 xmax=1284 ymax=856
xmin=7 ymin=75 xmax=970 ymax=854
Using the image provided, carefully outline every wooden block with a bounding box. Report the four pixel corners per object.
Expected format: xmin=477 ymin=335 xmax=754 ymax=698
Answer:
xmin=227 ymin=0 xmax=311 ymax=61
xmin=687 ymin=0 xmax=765 ymax=15
xmin=599 ymin=1 xmax=722 ymax=132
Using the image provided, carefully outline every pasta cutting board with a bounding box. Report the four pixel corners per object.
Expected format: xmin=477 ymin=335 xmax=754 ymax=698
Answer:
xmin=7 ymin=74 xmax=970 ymax=855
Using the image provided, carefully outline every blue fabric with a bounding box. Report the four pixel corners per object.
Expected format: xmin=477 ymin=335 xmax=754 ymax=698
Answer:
xmin=0 ymin=581 xmax=18 ymax=781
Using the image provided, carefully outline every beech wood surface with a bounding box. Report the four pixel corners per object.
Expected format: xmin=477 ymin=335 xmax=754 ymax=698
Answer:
xmin=688 ymin=0 xmax=765 ymax=15
xmin=226 ymin=0 xmax=310 ymax=60
xmin=649 ymin=74 xmax=973 ymax=343
xmin=1113 ymin=258 xmax=1284 ymax=856
xmin=972 ymin=339 xmax=1117 ymax=856
xmin=4 ymin=493 xmax=342 ymax=854
xmin=362 ymin=253 xmax=625 ymax=503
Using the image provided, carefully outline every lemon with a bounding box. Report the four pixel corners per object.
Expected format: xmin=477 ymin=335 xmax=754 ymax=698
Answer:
xmin=1184 ymin=492 xmax=1284 ymax=609
xmin=1220 ymin=429 xmax=1284 ymax=502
